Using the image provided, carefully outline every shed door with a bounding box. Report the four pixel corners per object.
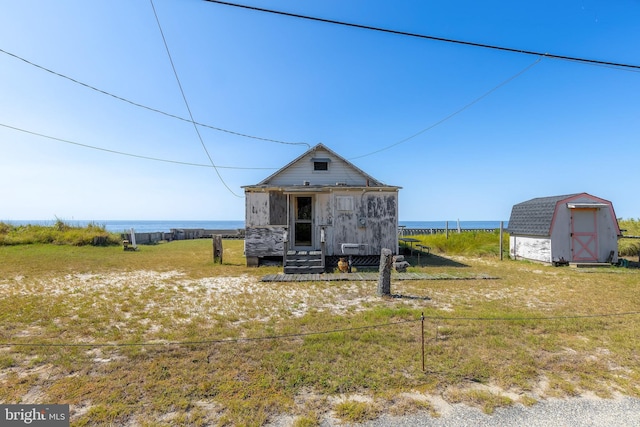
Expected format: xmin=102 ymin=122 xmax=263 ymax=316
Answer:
xmin=571 ymin=209 xmax=598 ymax=262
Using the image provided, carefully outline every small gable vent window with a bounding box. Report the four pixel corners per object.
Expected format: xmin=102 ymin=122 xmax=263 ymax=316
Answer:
xmin=314 ymin=161 xmax=328 ymax=171
xmin=311 ymin=157 xmax=330 ymax=171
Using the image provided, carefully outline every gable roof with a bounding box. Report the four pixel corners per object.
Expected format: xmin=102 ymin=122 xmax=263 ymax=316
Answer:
xmin=508 ymin=193 xmax=620 ymax=237
xmin=507 ymin=193 xmax=582 ymax=236
xmin=247 ymin=143 xmax=393 ymax=188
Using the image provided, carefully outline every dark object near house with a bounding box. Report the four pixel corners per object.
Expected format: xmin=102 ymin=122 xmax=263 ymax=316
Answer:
xmin=393 ymin=255 xmax=410 ymax=272
xmin=338 ymin=257 xmax=349 ymax=273
xmin=122 ymin=240 xmax=136 ymax=251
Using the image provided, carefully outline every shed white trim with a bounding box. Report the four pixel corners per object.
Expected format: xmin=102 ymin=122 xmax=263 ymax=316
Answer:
xmin=567 ymin=203 xmax=608 ymax=209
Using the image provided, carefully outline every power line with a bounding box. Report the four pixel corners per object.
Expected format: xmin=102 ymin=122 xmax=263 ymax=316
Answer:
xmin=204 ymin=0 xmax=640 ymax=72
xmin=2 ymin=319 xmax=417 ymax=348
xmin=151 ymin=0 xmax=242 ymax=197
xmin=0 ymin=122 xmax=276 ymax=170
xmin=2 ymin=311 xmax=637 ymax=349
xmin=0 ymin=47 xmax=309 ymax=148
xmin=350 ymin=57 xmax=543 ymax=160
xmin=423 ymin=311 xmax=640 ymax=322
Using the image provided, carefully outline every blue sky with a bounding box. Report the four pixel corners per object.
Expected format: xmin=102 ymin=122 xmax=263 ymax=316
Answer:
xmin=1 ymin=0 xmax=639 ymax=221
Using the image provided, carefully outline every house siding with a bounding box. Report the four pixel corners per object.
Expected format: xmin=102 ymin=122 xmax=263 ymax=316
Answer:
xmin=329 ymin=190 xmax=397 ymax=256
xmin=267 ymin=151 xmax=369 ymax=187
xmin=245 ymin=192 xmax=270 ymax=227
xmin=269 ymin=191 xmax=287 ymax=225
xmin=245 ymin=226 xmax=286 ymax=257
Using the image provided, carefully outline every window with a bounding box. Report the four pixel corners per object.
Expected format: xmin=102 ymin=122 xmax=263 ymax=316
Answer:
xmin=296 ymin=197 xmax=312 ymax=220
xmin=313 ymin=161 xmax=328 ymax=171
xmin=337 ymin=196 xmax=354 ymax=212
xmin=311 ymin=157 xmax=330 ymax=171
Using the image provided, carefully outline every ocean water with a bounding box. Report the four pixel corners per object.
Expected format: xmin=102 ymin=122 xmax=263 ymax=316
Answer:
xmin=3 ymin=220 xmax=245 ymax=233
xmin=5 ymin=219 xmax=507 ymax=233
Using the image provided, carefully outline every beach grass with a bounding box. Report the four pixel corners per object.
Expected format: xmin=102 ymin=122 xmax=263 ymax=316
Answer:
xmin=619 ymin=218 xmax=640 ymax=257
xmin=0 ymin=219 xmax=121 ymax=247
xmin=1 ymin=236 xmax=639 ymax=425
xmin=401 ymin=229 xmax=508 ymax=257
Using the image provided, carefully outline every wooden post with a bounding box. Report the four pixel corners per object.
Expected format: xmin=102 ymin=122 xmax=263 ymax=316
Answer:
xmin=445 ymin=221 xmax=449 ymax=239
xmin=283 ymin=230 xmax=289 ymax=271
xmin=421 ymin=312 xmax=425 ymax=371
xmin=377 ymin=248 xmax=393 ymax=296
xmin=130 ymin=228 xmax=137 ymax=249
xmin=499 ymin=221 xmax=504 ymax=261
xmin=213 ymin=235 xmax=223 ymax=264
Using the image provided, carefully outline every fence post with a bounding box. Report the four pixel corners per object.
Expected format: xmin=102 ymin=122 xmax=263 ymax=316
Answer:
xmin=500 ymin=221 xmax=504 ymax=261
xmin=130 ymin=228 xmax=137 ymax=249
xmin=377 ymin=248 xmax=392 ymax=296
xmin=421 ymin=312 xmax=425 ymax=371
xmin=213 ymin=234 xmax=223 ymax=264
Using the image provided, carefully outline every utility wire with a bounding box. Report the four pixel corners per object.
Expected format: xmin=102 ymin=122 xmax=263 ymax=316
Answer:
xmin=2 ymin=311 xmax=638 ymax=349
xmin=422 ymin=311 xmax=640 ymax=322
xmin=2 ymin=319 xmax=417 ymax=348
xmin=350 ymin=57 xmax=543 ymax=160
xmin=0 ymin=122 xmax=276 ymax=170
xmin=0 ymin=47 xmax=308 ymax=148
xmin=150 ymin=0 xmax=241 ymax=197
xmin=204 ymin=0 xmax=640 ymax=72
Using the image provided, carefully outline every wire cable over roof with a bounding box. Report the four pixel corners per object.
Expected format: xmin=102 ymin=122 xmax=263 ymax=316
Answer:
xmin=204 ymin=0 xmax=640 ymax=72
xmin=151 ymin=0 xmax=243 ymax=197
xmin=0 ymin=122 xmax=277 ymax=170
xmin=0 ymin=47 xmax=309 ymax=148
xmin=350 ymin=57 xmax=544 ymax=160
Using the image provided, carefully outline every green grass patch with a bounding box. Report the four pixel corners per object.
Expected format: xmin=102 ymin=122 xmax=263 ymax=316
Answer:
xmin=333 ymin=400 xmax=379 ymax=423
xmin=401 ymin=230 xmax=507 ymax=257
xmin=447 ymin=389 xmax=514 ymax=414
xmin=293 ymin=415 xmax=320 ymax=427
xmin=0 ymin=236 xmax=639 ymax=424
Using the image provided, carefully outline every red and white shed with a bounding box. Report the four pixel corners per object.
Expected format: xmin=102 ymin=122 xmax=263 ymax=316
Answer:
xmin=507 ymin=193 xmax=621 ymax=265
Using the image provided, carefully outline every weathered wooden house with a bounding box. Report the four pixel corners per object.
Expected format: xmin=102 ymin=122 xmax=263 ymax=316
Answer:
xmin=507 ymin=193 xmax=621 ymax=265
xmin=242 ymin=143 xmax=401 ymax=272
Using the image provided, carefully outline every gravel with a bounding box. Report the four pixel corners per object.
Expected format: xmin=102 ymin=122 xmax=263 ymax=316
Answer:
xmin=354 ymin=396 xmax=640 ymax=427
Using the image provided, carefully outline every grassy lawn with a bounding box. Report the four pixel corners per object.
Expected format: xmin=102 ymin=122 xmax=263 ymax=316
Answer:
xmin=1 ymin=238 xmax=639 ymax=426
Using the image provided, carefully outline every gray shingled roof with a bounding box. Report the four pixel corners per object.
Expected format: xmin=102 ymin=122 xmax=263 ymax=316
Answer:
xmin=507 ymin=194 xmax=581 ymax=236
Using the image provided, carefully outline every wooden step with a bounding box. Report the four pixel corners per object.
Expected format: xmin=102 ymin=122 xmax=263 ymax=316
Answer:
xmin=287 ymin=259 xmax=323 ymax=266
xmin=569 ymin=262 xmax=612 ymax=268
xmin=284 ymin=265 xmax=325 ymax=274
xmin=284 ymin=250 xmax=324 ymax=274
